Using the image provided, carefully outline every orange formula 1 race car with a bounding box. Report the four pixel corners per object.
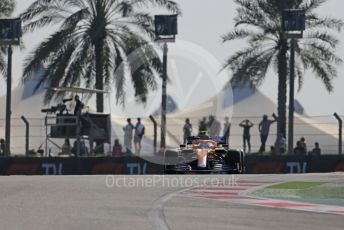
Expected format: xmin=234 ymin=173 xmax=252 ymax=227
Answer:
xmin=164 ymin=134 xmax=244 ymax=174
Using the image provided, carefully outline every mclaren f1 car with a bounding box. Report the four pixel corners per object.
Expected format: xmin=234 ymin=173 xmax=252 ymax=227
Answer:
xmin=164 ymin=133 xmax=244 ymax=174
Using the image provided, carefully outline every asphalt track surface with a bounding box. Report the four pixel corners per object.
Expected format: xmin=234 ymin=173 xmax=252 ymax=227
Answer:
xmin=1 ymin=173 xmax=344 ymax=230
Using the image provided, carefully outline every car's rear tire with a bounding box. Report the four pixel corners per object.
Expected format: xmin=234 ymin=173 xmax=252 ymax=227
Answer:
xmin=228 ymin=150 xmax=241 ymax=163
xmin=228 ymin=150 xmax=243 ymax=173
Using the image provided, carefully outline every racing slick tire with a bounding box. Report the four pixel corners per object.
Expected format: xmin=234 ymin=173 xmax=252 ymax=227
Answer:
xmin=228 ymin=150 xmax=243 ymax=174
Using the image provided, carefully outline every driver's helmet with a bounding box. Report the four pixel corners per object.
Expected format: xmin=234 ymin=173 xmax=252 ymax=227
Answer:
xmin=199 ymin=131 xmax=210 ymax=140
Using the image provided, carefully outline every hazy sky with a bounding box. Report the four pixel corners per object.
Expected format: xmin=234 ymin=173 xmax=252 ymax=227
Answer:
xmin=1 ymin=0 xmax=344 ymax=116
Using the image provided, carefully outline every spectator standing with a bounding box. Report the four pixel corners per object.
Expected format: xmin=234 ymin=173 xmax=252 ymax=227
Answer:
xmin=208 ymin=115 xmax=221 ymax=137
xmin=61 ymin=138 xmax=72 ymax=155
xmin=239 ymin=120 xmax=254 ymax=153
xmin=198 ymin=117 xmax=207 ymax=135
xmin=183 ymin=118 xmax=192 ymax=144
xmin=72 ymin=139 xmax=88 ymax=156
xmin=258 ymin=114 xmax=276 ymax=153
xmin=275 ymin=133 xmax=287 ymax=154
xmin=300 ymin=137 xmax=307 ymax=153
xmin=294 ymin=141 xmax=306 ymax=155
xmin=223 ymin=116 xmax=231 ymax=144
xmin=311 ymin=142 xmax=321 ymax=156
xmin=134 ymin=118 xmax=145 ymax=155
xmin=214 ymin=117 xmax=221 ymax=136
xmin=112 ymin=139 xmax=123 ymax=156
xmin=73 ymin=95 xmax=84 ymax=116
xmin=123 ymin=118 xmax=134 ymax=153
xmin=0 ymin=138 xmax=5 ymax=156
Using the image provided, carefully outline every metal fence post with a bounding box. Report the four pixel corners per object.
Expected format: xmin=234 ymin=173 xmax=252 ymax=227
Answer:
xmin=149 ymin=115 xmax=157 ymax=154
xmin=334 ymin=113 xmax=342 ymax=155
xmin=21 ymin=116 xmax=30 ymax=156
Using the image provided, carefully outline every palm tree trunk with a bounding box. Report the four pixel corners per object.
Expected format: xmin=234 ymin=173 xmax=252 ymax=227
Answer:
xmin=93 ymin=0 xmax=106 ymax=155
xmin=94 ymin=38 xmax=105 ymax=154
xmin=94 ymin=0 xmax=105 ymax=113
xmin=277 ymin=38 xmax=288 ymax=137
xmin=95 ymin=39 xmax=104 ymax=113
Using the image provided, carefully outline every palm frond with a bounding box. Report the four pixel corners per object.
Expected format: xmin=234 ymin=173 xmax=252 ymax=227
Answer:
xmin=22 ymin=25 xmax=77 ymax=82
xmin=223 ymin=44 xmax=264 ymax=70
xmin=62 ymin=37 xmax=93 ymax=87
xmin=22 ymin=16 xmax=58 ymax=33
xmin=307 ymin=14 xmax=344 ymax=32
xmin=42 ymin=40 xmax=79 ymax=103
xmin=304 ymin=31 xmax=339 ymax=48
xmin=296 ymin=63 xmax=304 ymax=92
xmin=301 ymin=0 xmax=326 ymax=11
xmin=0 ymin=0 xmax=15 ymax=17
xmin=304 ymin=42 xmax=342 ymax=64
xmin=124 ymin=36 xmax=159 ymax=103
xmin=0 ymin=55 xmax=6 ymax=77
xmin=133 ymin=0 xmax=181 ymax=14
xmin=0 ymin=0 xmax=15 ymax=78
xmin=234 ymin=0 xmax=279 ymax=33
xmin=222 ymin=29 xmax=254 ymax=42
xmin=21 ymin=0 xmax=71 ymax=22
xmin=112 ymin=51 xmax=126 ymax=105
xmin=117 ymin=1 xmax=134 ymax=17
xmin=228 ymin=46 xmax=276 ymax=87
xmin=300 ymin=50 xmax=336 ymax=92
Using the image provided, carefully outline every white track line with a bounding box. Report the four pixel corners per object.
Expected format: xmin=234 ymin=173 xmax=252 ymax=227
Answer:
xmin=148 ymin=187 xmax=193 ymax=230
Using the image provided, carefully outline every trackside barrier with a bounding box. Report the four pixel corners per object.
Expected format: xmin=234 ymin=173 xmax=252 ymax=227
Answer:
xmin=245 ymin=155 xmax=344 ymax=174
xmin=0 ymin=155 xmax=343 ymax=175
xmin=0 ymin=157 xmax=163 ymax=175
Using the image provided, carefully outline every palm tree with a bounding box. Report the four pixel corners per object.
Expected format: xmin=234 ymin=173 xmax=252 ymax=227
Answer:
xmin=222 ymin=0 xmax=343 ymax=136
xmin=20 ymin=0 xmax=180 ymax=112
xmin=0 ymin=0 xmax=15 ymax=76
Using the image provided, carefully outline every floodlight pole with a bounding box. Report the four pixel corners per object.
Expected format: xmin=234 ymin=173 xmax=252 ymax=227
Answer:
xmin=5 ymin=45 xmax=12 ymax=156
xmin=161 ymin=43 xmax=168 ymax=149
xmin=288 ymin=38 xmax=296 ymax=156
xmin=282 ymin=9 xmax=305 ymax=155
xmin=155 ymin=14 xmax=177 ymax=149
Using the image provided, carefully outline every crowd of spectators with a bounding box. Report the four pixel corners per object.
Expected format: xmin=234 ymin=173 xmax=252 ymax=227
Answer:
xmin=182 ymin=114 xmax=322 ymax=155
